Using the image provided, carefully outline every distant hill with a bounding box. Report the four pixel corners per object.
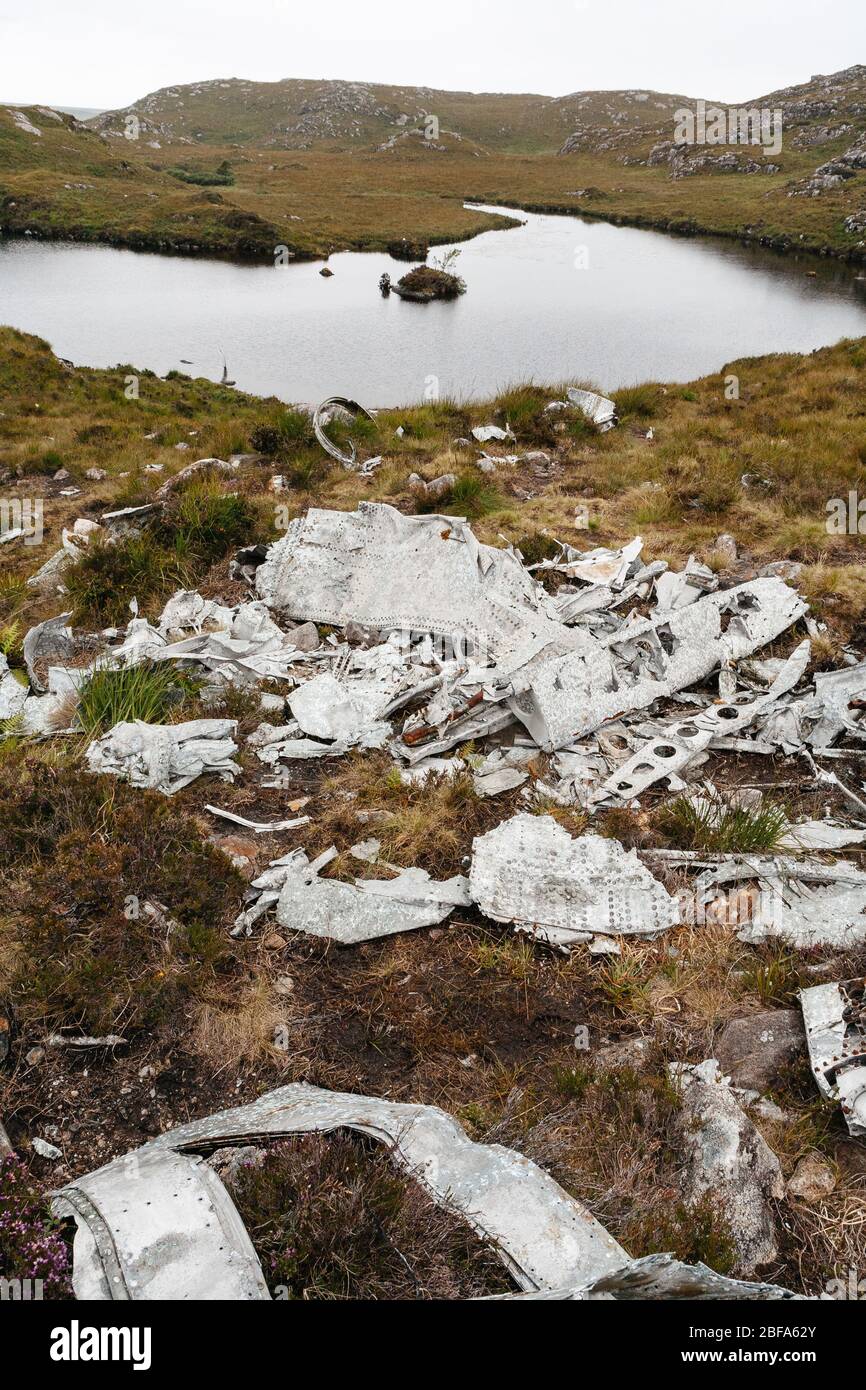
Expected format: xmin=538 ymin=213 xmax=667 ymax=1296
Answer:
xmin=86 ymin=77 xmax=708 ymax=154
xmin=1 ymin=66 xmax=864 ymax=266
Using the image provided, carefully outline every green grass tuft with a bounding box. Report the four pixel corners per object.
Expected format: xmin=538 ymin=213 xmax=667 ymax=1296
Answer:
xmin=77 ymin=662 xmax=199 ymax=735
xmin=657 ymin=793 xmax=789 ymax=855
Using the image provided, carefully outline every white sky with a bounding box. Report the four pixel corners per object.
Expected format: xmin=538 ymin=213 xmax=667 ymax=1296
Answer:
xmin=1 ymin=0 xmax=863 ymax=109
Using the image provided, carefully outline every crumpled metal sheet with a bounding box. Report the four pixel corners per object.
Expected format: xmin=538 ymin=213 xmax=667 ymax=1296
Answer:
xmin=469 ymin=812 xmax=680 ymax=947
xmin=85 ymin=718 xmax=240 ymax=794
xmin=800 ymin=978 xmax=866 ymax=1137
xmin=254 ymin=503 xmax=563 ymax=662
xmin=778 ymin=821 xmax=866 ymax=851
xmin=313 ymin=396 xmax=375 ymax=469
xmin=233 ymin=845 xmax=471 ymax=942
xmin=531 ymin=537 xmax=643 ymax=589
xmin=53 ymin=1144 xmax=268 ymax=1301
xmin=489 ymin=1254 xmax=799 ymax=1300
xmin=0 ymin=653 xmax=29 ymax=721
xmin=19 ymin=665 xmax=87 ymax=734
xmin=472 ymin=424 xmax=515 ymax=443
xmin=22 ymin=612 xmax=75 ymax=692
xmin=654 ymin=556 xmax=718 ymax=611
xmin=566 ymin=387 xmax=617 ymax=431
xmin=54 ymin=1082 xmax=629 ymax=1299
xmin=595 ymin=639 xmax=811 ymax=802
xmin=690 ymin=854 xmax=866 ymax=949
xmin=505 ymin=581 xmax=807 ymax=753
xmin=288 ymin=672 xmax=392 ymax=748
xmin=152 ymin=591 xmax=311 ymax=683
xmin=810 ymin=661 xmax=866 ymax=747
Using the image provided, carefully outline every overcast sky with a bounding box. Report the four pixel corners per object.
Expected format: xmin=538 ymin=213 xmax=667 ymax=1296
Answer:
xmin=1 ymin=0 xmax=863 ymax=109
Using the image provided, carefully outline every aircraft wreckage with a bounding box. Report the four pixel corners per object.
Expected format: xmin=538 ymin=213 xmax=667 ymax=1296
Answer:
xmin=52 ymin=1084 xmax=800 ymax=1301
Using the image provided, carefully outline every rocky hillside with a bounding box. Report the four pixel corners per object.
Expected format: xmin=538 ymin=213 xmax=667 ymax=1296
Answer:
xmin=86 ymin=77 xmax=708 ymax=154
xmin=85 ymin=67 xmax=866 ymax=163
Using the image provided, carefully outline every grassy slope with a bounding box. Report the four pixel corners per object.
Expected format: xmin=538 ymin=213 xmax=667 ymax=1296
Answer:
xmin=2 ymin=322 xmax=865 ymax=651
xmin=2 ymin=67 xmax=866 ymax=261
xmin=2 ymin=327 xmax=866 ymax=1292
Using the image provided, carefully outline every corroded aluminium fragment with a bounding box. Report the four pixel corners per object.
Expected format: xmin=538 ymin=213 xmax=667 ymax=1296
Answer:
xmin=509 ymin=581 xmax=808 ymax=752
xmin=232 ymin=846 xmax=470 ymax=942
xmin=566 ymin=387 xmax=617 ymax=430
xmin=313 ymin=396 xmax=375 ymax=469
xmin=469 ymin=813 xmax=680 ymax=947
xmin=84 ymin=718 xmax=240 ymax=794
xmin=254 ymin=502 xmax=563 ymax=659
xmin=53 ymin=1083 xmax=630 ymax=1299
xmin=490 ymin=1254 xmax=800 ymax=1301
xmin=273 ymin=854 xmax=470 ymax=943
xmin=800 ymin=978 xmax=866 ymax=1137
xmin=596 ymin=639 xmax=811 ymax=802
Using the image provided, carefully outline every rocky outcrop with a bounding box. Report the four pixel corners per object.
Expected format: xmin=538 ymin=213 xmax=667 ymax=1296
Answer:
xmin=713 ymin=1010 xmax=803 ymax=1092
xmin=670 ymin=1059 xmax=784 ymax=1275
xmin=647 ymin=141 xmax=780 ymax=178
xmin=789 ymin=132 xmax=866 ymax=196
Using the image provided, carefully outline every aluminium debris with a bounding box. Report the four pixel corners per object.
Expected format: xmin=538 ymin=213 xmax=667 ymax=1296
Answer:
xmin=313 ymin=396 xmax=376 ymax=469
xmin=53 ymin=1083 xmax=797 ymax=1302
xmin=0 ymin=653 xmax=29 ymax=721
xmin=469 ymin=812 xmax=680 ymax=948
xmin=800 ymin=977 xmax=866 ymax=1137
xmin=566 ymin=387 xmax=618 ymax=431
xmin=204 ymin=805 xmax=311 ymax=833
xmin=85 ymin=718 xmax=240 ymax=794
xmin=232 ymin=846 xmax=470 ymax=943
xmin=254 ymin=505 xmax=807 ymax=756
xmin=490 ymin=1255 xmax=798 ymax=1301
xmin=594 ymin=640 xmax=811 ymax=803
xmin=777 ymin=820 xmax=866 ymax=851
xmin=22 ymin=612 xmax=75 ymax=692
xmin=690 ymin=854 xmax=866 ymax=949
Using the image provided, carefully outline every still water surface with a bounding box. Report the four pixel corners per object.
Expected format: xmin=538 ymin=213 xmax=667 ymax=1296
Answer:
xmin=2 ymin=203 xmax=865 ymax=405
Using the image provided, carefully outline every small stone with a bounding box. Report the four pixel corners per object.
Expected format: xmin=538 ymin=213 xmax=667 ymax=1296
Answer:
xmin=593 ymin=1035 xmax=650 ymax=1071
xmin=759 ymin=560 xmax=803 ymax=581
xmin=714 ymin=533 xmax=737 ymax=565
xmin=32 ymin=1136 xmax=62 ymax=1159
xmin=290 ymin=621 xmax=320 ymax=652
xmin=714 ymin=1009 xmax=803 ymax=1092
xmin=320 ymin=266 xmax=334 ymax=277
xmin=85 ymin=467 xmax=107 ymax=481
xmin=344 ymin=621 xmax=380 ymax=648
xmin=263 ymin=932 xmax=287 ymax=951
xmin=213 ymin=835 xmax=260 ymax=877
xmin=25 ymin=1047 xmax=45 ymax=1066
xmin=787 ymin=1153 xmax=836 ymax=1202
xmin=274 ymin=975 xmax=294 ymax=996
xmin=751 ymin=1097 xmax=790 ymax=1123
xmin=53 ymin=468 xmax=69 ymax=481
xmin=259 ymin=692 xmax=285 ymax=713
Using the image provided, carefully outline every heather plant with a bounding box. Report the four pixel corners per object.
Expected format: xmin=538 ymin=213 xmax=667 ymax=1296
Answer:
xmin=0 ymin=1156 xmax=73 ymax=1299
